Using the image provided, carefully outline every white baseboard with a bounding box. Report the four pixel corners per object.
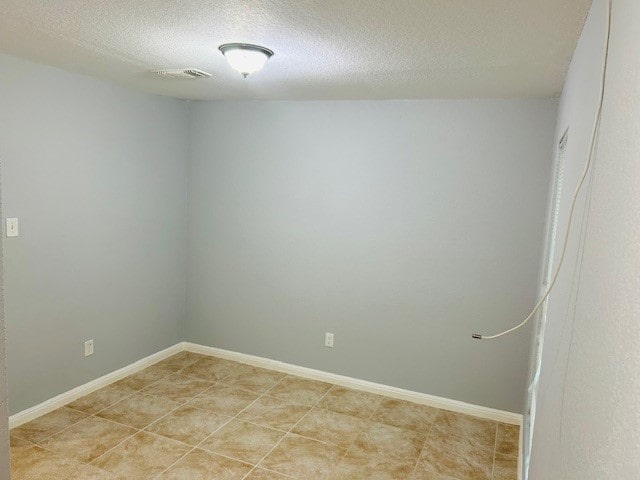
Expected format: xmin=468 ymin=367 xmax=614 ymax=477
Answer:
xmin=183 ymin=342 xmax=523 ymax=426
xmin=9 ymin=341 xmax=522 ymax=430
xmin=8 ymin=343 xmax=183 ymax=429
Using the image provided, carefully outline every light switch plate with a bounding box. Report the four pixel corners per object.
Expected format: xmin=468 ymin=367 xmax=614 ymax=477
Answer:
xmin=6 ymin=218 xmax=18 ymax=237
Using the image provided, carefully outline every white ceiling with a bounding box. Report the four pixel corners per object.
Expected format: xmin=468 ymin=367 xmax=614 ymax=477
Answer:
xmin=0 ymin=0 xmax=591 ymax=100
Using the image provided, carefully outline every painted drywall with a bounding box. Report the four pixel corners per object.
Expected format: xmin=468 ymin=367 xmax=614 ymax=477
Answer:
xmin=186 ymin=99 xmax=557 ymax=413
xmin=528 ymin=0 xmax=640 ymax=478
xmin=0 ymin=176 xmax=9 ymax=479
xmin=0 ymin=54 xmax=189 ymax=414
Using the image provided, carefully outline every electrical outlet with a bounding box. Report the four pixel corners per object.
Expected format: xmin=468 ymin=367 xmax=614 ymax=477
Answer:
xmin=325 ymin=332 xmax=334 ymax=348
xmin=84 ymin=339 xmax=94 ymax=357
xmin=6 ymin=218 xmax=19 ymax=237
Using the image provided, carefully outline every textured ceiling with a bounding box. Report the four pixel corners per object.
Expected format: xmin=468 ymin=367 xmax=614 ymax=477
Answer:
xmin=0 ymin=0 xmax=591 ymax=100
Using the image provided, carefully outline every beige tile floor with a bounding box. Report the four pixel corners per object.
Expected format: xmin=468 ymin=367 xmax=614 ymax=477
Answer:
xmin=9 ymin=351 xmax=519 ymax=479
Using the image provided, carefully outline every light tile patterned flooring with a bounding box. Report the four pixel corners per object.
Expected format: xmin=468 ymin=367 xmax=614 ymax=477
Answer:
xmin=10 ymin=352 xmax=519 ymax=479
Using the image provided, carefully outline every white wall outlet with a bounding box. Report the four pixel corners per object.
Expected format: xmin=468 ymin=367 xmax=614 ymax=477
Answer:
xmin=84 ymin=339 xmax=94 ymax=357
xmin=5 ymin=218 xmax=19 ymax=237
xmin=325 ymin=332 xmax=334 ymax=348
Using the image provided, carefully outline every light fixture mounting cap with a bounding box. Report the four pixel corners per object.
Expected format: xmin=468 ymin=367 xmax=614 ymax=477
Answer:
xmin=218 ymin=43 xmax=274 ymax=57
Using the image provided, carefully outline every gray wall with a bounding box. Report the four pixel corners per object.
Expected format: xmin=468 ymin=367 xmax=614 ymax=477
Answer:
xmin=186 ymin=99 xmax=557 ymax=413
xmin=0 ymin=54 xmax=559 ymax=418
xmin=529 ymin=0 xmax=640 ymax=478
xmin=0 ymin=54 xmax=189 ymax=414
xmin=0 ymin=174 xmax=9 ymax=480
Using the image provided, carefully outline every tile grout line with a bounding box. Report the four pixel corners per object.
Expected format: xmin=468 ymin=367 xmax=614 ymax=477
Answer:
xmin=22 ymin=411 xmax=149 ymax=474
xmin=86 ymin=362 xmax=217 ymax=472
xmin=13 ymin=442 xmax=119 ymax=476
xmin=331 ymin=390 xmax=385 ymax=471
xmin=150 ymin=368 xmax=294 ymax=479
xmin=142 ymin=373 xmax=249 ymax=479
xmin=239 ymin=380 xmax=340 ymax=480
xmin=407 ymin=409 xmax=440 ymax=479
xmin=315 ymin=386 xmax=385 ymax=478
xmin=11 ymin=409 xmax=90 ymax=446
xmin=491 ymin=422 xmax=499 ymax=480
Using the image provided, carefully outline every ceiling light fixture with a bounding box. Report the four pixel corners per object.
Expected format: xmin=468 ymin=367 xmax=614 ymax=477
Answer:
xmin=218 ymin=43 xmax=274 ymax=78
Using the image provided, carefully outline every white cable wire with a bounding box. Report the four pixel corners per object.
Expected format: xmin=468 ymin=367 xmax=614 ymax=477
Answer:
xmin=473 ymin=0 xmax=613 ymax=340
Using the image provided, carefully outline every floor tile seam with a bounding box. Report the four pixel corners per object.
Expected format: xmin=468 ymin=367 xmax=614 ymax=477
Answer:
xmin=244 ymin=466 xmax=297 ymax=479
xmin=184 ymin=445 xmax=260 ymax=468
xmin=95 ymin=390 xmax=186 ymax=418
xmin=139 ymin=379 xmax=217 ymax=403
xmin=166 ymin=356 xmax=203 ymax=371
xmin=333 ymin=391 xmax=387 ymax=466
xmin=176 ymin=368 xmax=234 ymax=384
xmin=7 ymin=430 xmax=31 ymax=443
xmin=19 ymin=409 xmax=92 ymax=445
xmin=173 ymin=409 xmax=237 ymax=451
xmin=190 ymin=384 xmax=279 ymax=457
xmin=410 ymin=413 xmax=439 ymax=478
xmin=285 ymin=386 xmax=344 ymax=479
xmin=260 ymin=375 xmax=334 ymax=404
xmin=154 ymin=370 xmax=218 ymax=384
xmin=69 ymin=386 xmax=144 ymax=417
xmin=199 ymin=375 xmax=271 ymax=393
xmin=220 ymin=380 xmax=284 ymax=395
xmin=35 ymin=415 xmax=141 ymax=460
xmin=366 ymin=394 xmax=386 ymax=421
xmin=429 ymin=424 xmax=501 ymax=455
xmin=86 ymin=413 xmax=143 ymax=434
xmin=277 ymin=429 xmax=351 ymax=449
xmin=190 ymin=381 xmax=258 ymax=400
xmin=140 ymin=404 xmax=234 ymax=447
xmin=415 ymin=418 xmax=495 ymax=480
xmin=87 ymin=428 xmax=208 ymax=478
xmin=256 ymin=394 xmax=321 ymax=409
xmin=310 ymin=403 xmax=372 ymax=419
xmin=86 ymin=429 xmax=151 ymax=469
xmin=416 ymin=434 xmax=496 ymax=472
xmin=262 ymin=374 xmax=290 ymax=397
xmin=491 ymin=423 xmax=499 ymax=480
xmin=150 ymin=444 xmax=199 ymax=479
xmin=239 ymin=427 xmax=288 ymax=478
xmin=133 ymin=389 xmax=210 ymax=434
xmin=496 ymin=450 xmax=519 ymax=459
xmin=289 ymin=402 xmax=378 ymax=453
xmin=149 ymin=432 xmax=285 ymax=480
xmin=246 ymin=383 xmax=336 ymax=480
xmin=124 ymin=366 xmax=176 ymax=388
xmin=86 ymin=394 xmax=198 ymax=468
xmin=161 ymin=398 xmax=237 ymax=418
xmin=13 ymin=442 xmax=119 ymax=478
xmin=9 ymin=443 xmax=38 ymax=460
xmin=196 ymin=413 xmax=365 ymax=452
xmin=262 ymin=376 xmax=334 ymax=408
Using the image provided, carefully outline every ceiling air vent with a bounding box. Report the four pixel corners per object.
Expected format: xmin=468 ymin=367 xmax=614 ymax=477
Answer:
xmin=152 ymin=69 xmax=212 ymax=79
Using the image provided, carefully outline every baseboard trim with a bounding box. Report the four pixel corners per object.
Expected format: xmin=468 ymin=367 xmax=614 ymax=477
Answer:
xmin=183 ymin=342 xmax=523 ymax=426
xmin=9 ymin=341 xmax=522 ymax=429
xmin=8 ymin=343 xmax=183 ymax=429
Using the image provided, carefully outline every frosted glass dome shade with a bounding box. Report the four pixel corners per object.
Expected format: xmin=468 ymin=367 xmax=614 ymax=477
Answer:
xmin=219 ymin=43 xmax=274 ymax=77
